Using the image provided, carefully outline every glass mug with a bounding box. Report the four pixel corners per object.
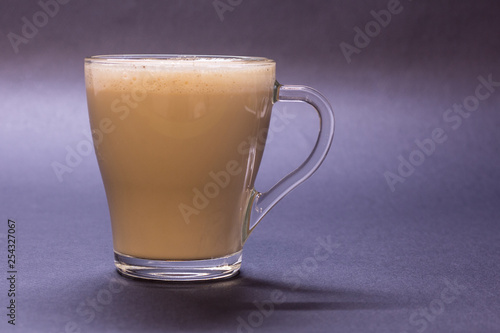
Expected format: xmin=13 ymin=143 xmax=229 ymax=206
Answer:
xmin=84 ymin=55 xmax=334 ymax=281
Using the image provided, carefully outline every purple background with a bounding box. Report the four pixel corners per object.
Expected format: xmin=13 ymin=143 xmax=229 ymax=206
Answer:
xmin=1 ymin=0 xmax=499 ymax=332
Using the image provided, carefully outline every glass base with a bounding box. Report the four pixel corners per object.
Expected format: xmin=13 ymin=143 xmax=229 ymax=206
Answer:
xmin=114 ymin=250 xmax=242 ymax=282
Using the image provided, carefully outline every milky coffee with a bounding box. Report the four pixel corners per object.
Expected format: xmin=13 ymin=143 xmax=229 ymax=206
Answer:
xmin=85 ymin=58 xmax=275 ymax=260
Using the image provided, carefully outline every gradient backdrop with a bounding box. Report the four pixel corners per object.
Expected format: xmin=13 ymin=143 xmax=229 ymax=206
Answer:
xmin=1 ymin=1 xmax=499 ymax=332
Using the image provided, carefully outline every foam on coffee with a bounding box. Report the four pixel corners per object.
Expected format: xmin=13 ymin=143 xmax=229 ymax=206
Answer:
xmin=85 ymin=57 xmax=275 ymax=95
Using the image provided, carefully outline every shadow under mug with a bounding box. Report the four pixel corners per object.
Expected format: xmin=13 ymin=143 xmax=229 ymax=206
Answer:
xmin=84 ymin=55 xmax=335 ymax=281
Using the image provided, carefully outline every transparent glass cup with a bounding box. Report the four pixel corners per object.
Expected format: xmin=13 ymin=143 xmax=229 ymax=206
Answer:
xmin=84 ymin=55 xmax=335 ymax=281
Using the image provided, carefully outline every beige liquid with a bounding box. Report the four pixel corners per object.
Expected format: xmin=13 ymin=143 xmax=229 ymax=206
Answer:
xmin=85 ymin=58 xmax=275 ymax=260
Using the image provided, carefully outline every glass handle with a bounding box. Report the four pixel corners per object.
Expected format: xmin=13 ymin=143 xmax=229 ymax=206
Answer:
xmin=244 ymin=82 xmax=335 ymax=240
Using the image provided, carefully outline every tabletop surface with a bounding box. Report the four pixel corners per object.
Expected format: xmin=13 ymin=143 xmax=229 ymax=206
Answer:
xmin=1 ymin=1 xmax=499 ymax=332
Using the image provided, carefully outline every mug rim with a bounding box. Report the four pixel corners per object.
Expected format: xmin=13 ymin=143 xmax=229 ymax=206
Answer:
xmin=85 ymin=54 xmax=275 ymax=66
